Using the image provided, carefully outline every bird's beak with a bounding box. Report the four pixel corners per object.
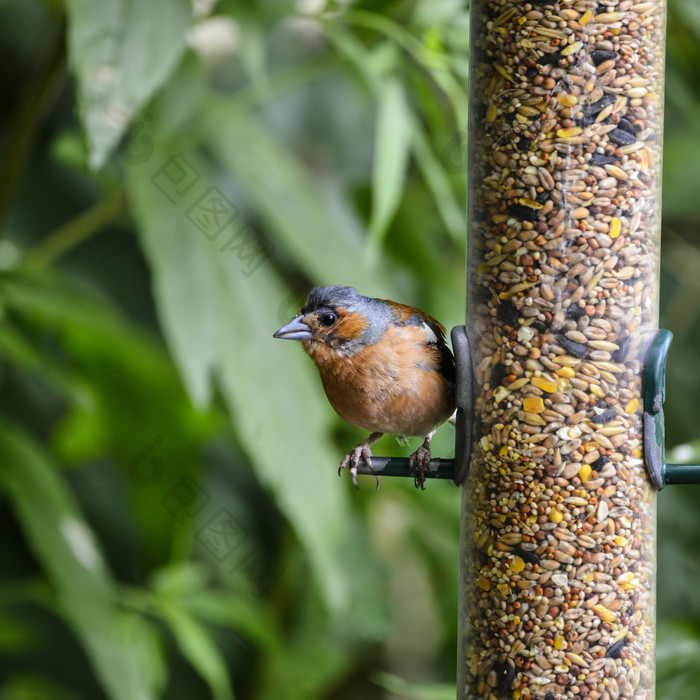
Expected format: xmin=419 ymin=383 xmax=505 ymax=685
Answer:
xmin=273 ymin=315 xmax=313 ymax=341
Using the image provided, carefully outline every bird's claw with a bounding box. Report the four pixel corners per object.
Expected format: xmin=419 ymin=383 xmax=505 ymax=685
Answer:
xmin=409 ymin=444 xmax=432 ymax=490
xmin=339 ymin=442 xmax=380 ymax=490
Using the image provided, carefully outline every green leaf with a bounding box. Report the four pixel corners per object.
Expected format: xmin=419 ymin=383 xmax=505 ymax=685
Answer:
xmin=4 ymin=271 xmax=213 ymax=537
xmin=367 ymin=78 xmax=412 ymax=251
xmin=63 ymin=0 xmax=191 ymax=169
xmin=0 ymin=611 xmax=41 ymax=655
xmin=158 ymin=604 xmax=234 ymax=700
xmin=675 ymin=0 xmax=700 ymax=39
xmin=147 ymin=563 xmax=281 ymax=658
xmin=0 ymin=674 xmax=82 ymax=700
xmin=201 ymin=98 xmax=390 ymax=292
xmin=323 ymin=25 xmax=382 ymax=92
xmin=663 ymin=105 xmax=700 ymax=219
xmin=184 ymin=590 xmax=280 ymax=652
xmin=372 ymin=671 xmax=456 ymax=700
xmin=410 ymin=116 xmax=465 ymax=243
xmin=0 ymin=422 xmax=163 ymax=700
xmin=234 ymin=10 xmax=269 ymax=101
xmin=421 ymin=64 xmax=468 ymax=132
xmin=657 ymin=621 xmax=700 ymax=700
xmin=0 ymin=322 xmax=43 ymax=370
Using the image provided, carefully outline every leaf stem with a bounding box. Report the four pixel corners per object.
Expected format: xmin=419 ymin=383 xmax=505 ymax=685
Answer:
xmin=24 ymin=189 xmax=126 ymax=270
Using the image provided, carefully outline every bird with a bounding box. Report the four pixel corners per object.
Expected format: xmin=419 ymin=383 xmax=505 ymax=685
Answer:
xmin=273 ymin=285 xmax=456 ymax=489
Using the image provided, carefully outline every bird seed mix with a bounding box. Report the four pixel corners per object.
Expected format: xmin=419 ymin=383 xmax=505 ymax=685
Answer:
xmin=460 ymin=1 xmax=664 ymax=698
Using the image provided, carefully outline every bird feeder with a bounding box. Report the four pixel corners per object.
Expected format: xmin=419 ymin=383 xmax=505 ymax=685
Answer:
xmin=459 ymin=1 xmax=681 ymax=698
xmin=351 ymin=1 xmax=700 ymax=697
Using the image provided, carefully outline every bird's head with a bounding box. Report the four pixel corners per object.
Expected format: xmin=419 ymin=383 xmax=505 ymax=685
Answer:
xmin=273 ymin=286 xmax=393 ymax=357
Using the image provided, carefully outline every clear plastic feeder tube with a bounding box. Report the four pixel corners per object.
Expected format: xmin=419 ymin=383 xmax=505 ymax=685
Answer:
xmin=459 ymin=1 xmax=666 ymax=698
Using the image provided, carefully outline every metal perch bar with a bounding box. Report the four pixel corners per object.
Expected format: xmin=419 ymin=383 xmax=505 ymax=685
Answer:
xmin=359 ymin=457 xmax=455 ymax=480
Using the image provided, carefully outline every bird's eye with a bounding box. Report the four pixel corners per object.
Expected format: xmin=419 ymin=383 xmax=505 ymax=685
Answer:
xmin=319 ymin=312 xmax=337 ymax=327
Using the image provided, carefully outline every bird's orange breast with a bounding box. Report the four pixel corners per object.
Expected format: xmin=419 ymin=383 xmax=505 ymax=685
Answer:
xmin=305 ymin=324 xmax=455 ymax=437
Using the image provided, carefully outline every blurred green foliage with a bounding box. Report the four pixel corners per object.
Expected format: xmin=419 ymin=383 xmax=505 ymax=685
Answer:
xmin=0 ymin=0 xmax=698 ymax=698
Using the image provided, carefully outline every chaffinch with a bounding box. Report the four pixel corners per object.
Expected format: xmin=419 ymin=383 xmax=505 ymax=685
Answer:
xmin=274 ymin=286 xmax=456 ymax=489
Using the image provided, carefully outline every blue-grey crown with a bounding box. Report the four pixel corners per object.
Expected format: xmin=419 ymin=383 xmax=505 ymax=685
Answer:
xmin=303 ymin=286 xmax=359 ymax=313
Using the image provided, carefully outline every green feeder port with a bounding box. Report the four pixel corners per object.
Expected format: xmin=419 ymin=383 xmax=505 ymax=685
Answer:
xmin=643 ymin=330 xmax=700 ymax=489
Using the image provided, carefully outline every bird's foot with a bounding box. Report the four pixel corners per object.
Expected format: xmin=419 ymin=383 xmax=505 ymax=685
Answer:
xmin=409 ymin=435 xmax=434 ymax=490
xmin=339 ymin=432 xmax=383 ymax=490
xmin=338 ymin=446 xmax=372 ymax=490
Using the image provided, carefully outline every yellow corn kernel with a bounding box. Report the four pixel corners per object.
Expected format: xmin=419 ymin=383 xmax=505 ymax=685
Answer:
xmin=625 ymin=398 xmax=640 ymax=414
xmin=557 ymin=367 xmax=575 ymax=379
xmin=614 ymin=535 xmax=628 ymax=547
xmin=609 ymin=217 xmax=622 ymax=238
xmin=579 ymin=464 xmax=592 ymax=483
xmin=580 ymin=10 xmax=594 ymax=26
xmin=478 ymin=576 xmax=492 ymax=591
xmin=510 ymin=556 xmax=525 ymax=573
xmin=593 ymin=605 xmax=615 ymax=623
xmin=533 ymin=376 xmax=557 ymax=393
xmin=523 ymin=397 xmax=545 ymax=414
xmin=554 ymin=634 xmax=566 ymax=650
xmin=549 ymin=508 xmax=564 ymax=524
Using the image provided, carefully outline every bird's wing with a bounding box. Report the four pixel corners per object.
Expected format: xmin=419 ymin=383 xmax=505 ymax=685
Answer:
xmin=381 ymin=300 xmax=456 ymax=385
